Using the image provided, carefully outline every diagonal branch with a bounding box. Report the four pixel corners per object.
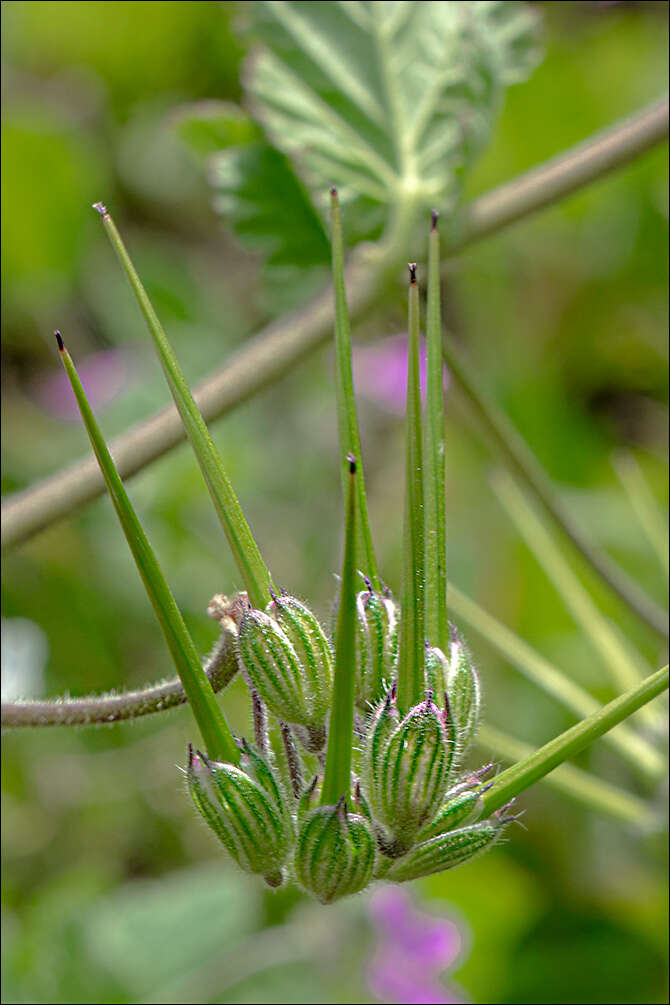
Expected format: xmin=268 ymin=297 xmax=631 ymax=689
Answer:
xmin=2 ymin=95 xmax=668 ymax=575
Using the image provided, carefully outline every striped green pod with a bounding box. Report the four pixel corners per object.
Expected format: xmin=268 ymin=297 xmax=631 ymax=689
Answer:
xmin=425 ymin=645 xmax=449 ymax=698
xmin=384 ymin=820 xmax=505 ymax=883
xmin=362 ymin=695 xmax=454 ymax=857
xmin=236 ymin=605 xmax=327 ymax=738
xmin=295 ymin=800 xmax=376 ymax=904
xmin=187 ymin=744 xmax=293 ymax=888
xmin=355 ymin=587 xmax=399 ymax=709
xmin=447 ymin=625 xmax=481 ymax=761
xmin=267 ymin=594 xmax=333 ymax=721
xmin=416 ymin=785 xmax=483 ymax=842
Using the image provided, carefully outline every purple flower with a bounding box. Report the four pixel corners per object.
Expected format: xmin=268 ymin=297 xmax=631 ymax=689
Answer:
xmin=32 ymin=348 xmax=134 ymax=420
xmin=368 ymin=886 xmax=468 ymax=1005
xmin=353 ymin=334 xmax=450 ymax=416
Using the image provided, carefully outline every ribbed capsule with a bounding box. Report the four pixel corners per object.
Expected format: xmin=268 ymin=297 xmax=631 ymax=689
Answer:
xmin=295 ymin=800 xmax=376 ymax=904
xmin=355 ymin=586 xmax=399 ymax=709
xmin=424 ymin=644 xmax=449 ymax=697
xmin=417 ymin=784 xmax=484 ymax=842
xmin=267 ymin=594 xmax=334 ymax=721
xmin=384 ymin=820 xmax=505 ymax=883
xmin=447 ymin=626 xmax=481 ymax=761
xmin=187 ymin=743 xmax=293 ymax=888
xmin=236 ymin=599 xmax=332 ymax=745
xmin=362 ymin=693 xmax=454 ymax=857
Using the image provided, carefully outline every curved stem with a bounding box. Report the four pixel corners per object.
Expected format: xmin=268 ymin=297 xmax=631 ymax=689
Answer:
xmin=454 ymin=95 xmax=669 ymax=248
xmin=479 ymin=665 xmax=669 ymax=817
xmin=3 ymin=97 xmax=666 ymax=552
xmin=1 ymin=629 xmax=237 ymax=728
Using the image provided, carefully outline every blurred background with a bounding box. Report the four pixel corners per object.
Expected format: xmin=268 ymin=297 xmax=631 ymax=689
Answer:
xmin=1 ymin=2 xmax=668 ymax=1002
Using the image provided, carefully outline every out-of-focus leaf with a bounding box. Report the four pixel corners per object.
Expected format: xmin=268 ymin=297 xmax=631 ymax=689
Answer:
xmin=174 ymin=101 xmax=262 ymax=157
xmin=84 ymin=865 xmax=258 ymax=996
xmin=247 ymin=1 xmax=541 ymax=215
xmin=210 ymin=142 xmax=331 ymax=307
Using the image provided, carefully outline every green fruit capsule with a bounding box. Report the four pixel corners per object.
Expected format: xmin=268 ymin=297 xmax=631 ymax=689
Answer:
xmin=447 ymin=625 xmax=481 ymax=761
xmin=425 ymin=645 xmax=449 ymax=697
xmin=187 ymin=744 xmax=293 ymax=888
xmin=267 ymin=593 xmax=334 ymax=722
xmin=236 ymin=603 xmax=329 ymax=741
xmin=385 ymin=820 xmax=505 ymax=883
xmin=295 ymin=799 xmax=376 ymax=904
xmin=355 ymin=585 xmax=399 ymax=709
xmin=362 ymin=693 xmax=454 ymax=857
xmin=417 ymin=785 xmax=484 ymax=841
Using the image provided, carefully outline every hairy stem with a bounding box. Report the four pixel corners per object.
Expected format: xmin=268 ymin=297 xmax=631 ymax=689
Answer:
xmin=1 ymin=629 xmax=237 ymax=728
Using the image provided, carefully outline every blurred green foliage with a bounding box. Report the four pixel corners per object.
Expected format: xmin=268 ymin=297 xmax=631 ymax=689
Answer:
xmin=1 ymin=3 xmax=668 ymax=1003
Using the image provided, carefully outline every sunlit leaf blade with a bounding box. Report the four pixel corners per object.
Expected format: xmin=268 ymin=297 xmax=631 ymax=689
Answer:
xmin=56 ymin=335 xmax=239 ymax=764
xmin=424 ymin=213 xmax=448 ymax=653
xmin=322 ymin=456 xmax=358 ymax=805
xmin=330 ymin=187 xmax=379 ymax=588
xmin=448 ymin=585 xmax=664 ymax=779
xmin=397 ymin=267 xmax=425 ymax=714
xmin=479 ymin=665 xmax=669 ymax=817
xmin=95 ymin=205 xmax=272 ymax=611
xmin=247 ymin=2 xmax=540 ymax=214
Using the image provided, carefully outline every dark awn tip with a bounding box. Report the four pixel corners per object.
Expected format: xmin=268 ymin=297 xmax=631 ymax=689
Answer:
xmin=431 ymin=209 xmax=440 ymax=231
xmin=329 ymin=184 xmax=338 ymax=197
xmin=187 ymin=742 xmax=194 ymax=767
xmin=408 ymin=262 xmax=417 ymax=285
xmin=54 ymin=331 xmax=64 ymax=352
xmin=92 ymin=201 xmax=108 ymax=217
xmin=347 ymin=452 xmax=357 ymax=474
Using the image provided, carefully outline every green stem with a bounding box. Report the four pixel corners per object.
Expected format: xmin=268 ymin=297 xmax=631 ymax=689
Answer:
xmin=424 ymin=212 xmax=448 ymax=653
xmin=94 ymin=204 xmax=272 ymax=611
xmin=477 ymin=724 xmax=657 ymax=828
xmin=493 ymin=471 xmax=654 ymax=705
xmin=612 ymin=451 xmax=669 ymax=579
xmin=4 ymin=98 xmax=667 ymax=557
xmin=448 ymin=584 xmax=664 ymax=779
xmin=321 ymin=456 xmax=358 ymax=804
xmin=396 ymin=266 xmax=425 ymax=714
xmin=1 ymin=629 xmax=237 ymax=728
xmin=330 ymin=187 xmax=380 ymax=589
xmin=56 ymin=334 xmax=239 ymax=764
xmin=480 ymin=665 xmax=669 ymax=817
xmin=442 ymin=335 xmax=668 ymax=641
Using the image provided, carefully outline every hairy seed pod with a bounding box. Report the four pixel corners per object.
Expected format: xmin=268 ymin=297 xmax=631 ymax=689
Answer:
xmin=187 ymin=744 xmax=293 ymax=888
xmin=424 ymin=644 xmax=449 ymax=697
xmin=267 ymin=593 xmax=334 ymax=722
xmin=295 ymin=799 xmax=376 ymax=904
xmin=362 ymin=693 xmax=454 ymax=857
xmin=384 ymin=820 xmax=505 ymax=883
xmin=355 ymin=586 xmax=399 ymax=709
xmin=236 ymin=605 xmax=329 ymax=740
xmin=417 ymin=785 xmax=484 ymax=842
xmin=447 ymin=625 xmax=481 ymax=760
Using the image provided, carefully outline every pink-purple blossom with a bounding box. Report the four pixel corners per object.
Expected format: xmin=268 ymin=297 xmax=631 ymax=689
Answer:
xmin=368 ymin=886 xmax=468 ymax=1005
